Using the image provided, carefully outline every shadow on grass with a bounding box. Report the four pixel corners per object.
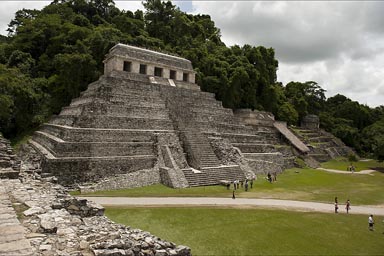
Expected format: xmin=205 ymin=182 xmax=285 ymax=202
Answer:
xmin=370 ymin=167 xmax=384 ymax=173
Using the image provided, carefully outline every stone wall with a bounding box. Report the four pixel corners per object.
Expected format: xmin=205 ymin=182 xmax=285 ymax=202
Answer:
xmin=2 ymin=174 xmax=191 ymax=256
xmin=104 ymin=44 xmax=196 ymax=84
xmin=79 ymin=169 xmax=161 ymax=193
xmin=301 ymin=114 xmax=320 ymax=130
xmin=209 ymin=137 xmax=256 ymax=180
xmin=0 ymin=135 xmax=191 ymax=256
xmin=233 ymin=109 xmax=275 ymax=127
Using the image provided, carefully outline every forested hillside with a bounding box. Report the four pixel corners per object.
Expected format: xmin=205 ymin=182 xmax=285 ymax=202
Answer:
xmin=0 ymin=0 xmax=383 ymax=160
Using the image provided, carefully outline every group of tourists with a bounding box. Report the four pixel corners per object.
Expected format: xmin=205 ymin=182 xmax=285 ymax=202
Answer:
xmin=334 ymin=197 xmax=351 ymax=214
xmin=334 ymin=197 xmax=382 ymax=232
xmin=347 ymin=164 xmax=356 ymax=173
xmin=230 ymin=179 xmax=254 ymax=199
xmin=231 ymin=179 xmax=253 ymax=190
xmin=266 ymin=172 xmax=277 ymax=183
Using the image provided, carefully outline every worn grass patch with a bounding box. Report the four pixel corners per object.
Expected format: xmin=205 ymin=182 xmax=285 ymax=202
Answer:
xmin=105 ymin=207 xmax=384 ymax=256
xmin=77 ymin=167 xmax=384 ymax=205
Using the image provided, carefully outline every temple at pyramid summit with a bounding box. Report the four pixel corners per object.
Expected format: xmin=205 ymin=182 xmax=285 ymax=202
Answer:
xmin=29 ymin=44 xmax=354 ymax=190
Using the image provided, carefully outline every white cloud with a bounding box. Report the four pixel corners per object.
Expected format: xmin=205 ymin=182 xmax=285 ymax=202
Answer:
xmin=1 ymin=1 xmax=383 ymax=107
xmin=191 ymin=1 xmax=384 ymax=107
xmin=115 ymin=1 xmax=144 ymax=12
xmin=0 ymin=1 xmax=50 ymax=35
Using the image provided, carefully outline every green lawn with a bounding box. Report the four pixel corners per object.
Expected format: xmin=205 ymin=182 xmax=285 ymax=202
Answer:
xmin=105 ymin=207 xmax=384 ymax=256
xmin=75 ymin=167 xmax=384 ymax=205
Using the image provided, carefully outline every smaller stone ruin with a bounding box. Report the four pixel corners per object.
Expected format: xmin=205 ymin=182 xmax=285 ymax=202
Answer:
xmin=301 ymin=114 xmax=320 ymax=130
xmin=292 ymin=114 xmax=356 ymax=162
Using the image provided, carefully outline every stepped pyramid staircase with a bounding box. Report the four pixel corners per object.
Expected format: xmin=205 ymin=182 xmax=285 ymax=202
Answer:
xmin=216 ymin=124 xmax=296 ymax=174
xmin=30 ymin=74 xmax=176 ymax=186
xmin=160 ymin=85 xmax=245 ymax=186
xmin=161 ymin=85 xmax=294 ymax=179
xmin=290 ymin=127 xmax=355 ymax=162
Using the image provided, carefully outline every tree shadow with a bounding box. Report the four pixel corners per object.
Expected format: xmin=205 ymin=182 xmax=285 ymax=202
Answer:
xmin=369 ymin=167 xmax=384 ymax=173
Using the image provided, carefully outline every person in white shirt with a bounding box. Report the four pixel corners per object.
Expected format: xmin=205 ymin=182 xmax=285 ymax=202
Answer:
xmin=368 ymin=214 xmax=374 ymax=231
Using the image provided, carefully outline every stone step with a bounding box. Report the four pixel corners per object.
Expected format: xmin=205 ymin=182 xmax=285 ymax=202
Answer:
xmin=60 ymin=104 xmax=170 ymax=119
xmin=0 ymin=160 xmax=12 ymax=168
xmin=42 ymin=155 xmax=156 ymax=186
xmin=207 ymin=132 xmax=264 ymax=143
xmin=308 ymin=153 xmax=331 ymax=162
xmin=81 ymin=83 xmax=162 ymax=98
xmin=158 ymin=83 xmax=216 ymax=100
xmin=182 ymin=166 xmax=244 ymax=187
xmin=102 ymin=76 xmax=163 ymax=92
xmin=187 ymin=112 xmax=238 ymax=124
xmin=0 ymin=169 xmax=19 ymax=179
xmin=189 ymin=106 xmax=233 ymax=116
xmin=179 ymin=98 xmax=223 ymax=109
xmin=274 ymin=145 xmax=295 ymax=156
xmin=34 ymin=131 xmax=155 ymax=157
xmin=243 ymin=152 xmax=284 ymax=163
xmin=50 ymin=115 xmax=174 ymax=130
xmin=92 ymin=76 xmax=162 ymax=94
xmin=0 ymin=184 xmax=34 ymax=256
xmin=232 ymin=143 xmax=277 ymax=153
xmin=40 ymin=124 xmax=163 ymax=143
xmin=80 ymin=88 xmax=164 ymax=100
xmin=0 ymin=239 xmax=34 ymax=256
xmin=308 ymin=136 xmax=335 ymax=143
xmin=70 ymin=95 xmax=167 ymax=108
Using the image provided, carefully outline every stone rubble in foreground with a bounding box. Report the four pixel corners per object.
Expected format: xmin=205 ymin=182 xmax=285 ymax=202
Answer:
xmin=1 ymin=169 xmax=191 ymax=256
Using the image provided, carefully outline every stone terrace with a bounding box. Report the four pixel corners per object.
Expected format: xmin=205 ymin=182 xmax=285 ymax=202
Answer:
xmin=290 ymin=127 xmax=355 ymax=162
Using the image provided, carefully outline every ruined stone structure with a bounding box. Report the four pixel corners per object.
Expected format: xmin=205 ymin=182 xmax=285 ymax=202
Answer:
xmin=29 ymin=44 xmax=351 ymax=189
xmin=0 ymin=136 xmax=191 ymax=255
xmin=0 ymin=133 xmax=21 ymax=179
xmin=292 ymin=115 xmax=355 ymax=162
xmin=301 ymin=114 xmax=320 ymax=130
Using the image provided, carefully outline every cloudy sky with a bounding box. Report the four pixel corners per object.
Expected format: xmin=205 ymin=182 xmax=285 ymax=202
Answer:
xmin=1 ymin=1 xmax=383 ymax=107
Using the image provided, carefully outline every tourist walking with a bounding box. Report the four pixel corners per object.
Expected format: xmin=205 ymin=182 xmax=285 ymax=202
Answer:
xmin=334 ymin=197 xmax=339 ymax=213
xmin=273 ymin=172 xmax=277 ymax=182
xmin=368 ymin=214 xmax=374 ymax=231
xmin=345 ymin=199 xmax=351 ymax=214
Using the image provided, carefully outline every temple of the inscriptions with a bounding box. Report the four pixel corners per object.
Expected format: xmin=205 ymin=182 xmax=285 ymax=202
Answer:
xmin=30 ymin=44 xmax=354 ymax=190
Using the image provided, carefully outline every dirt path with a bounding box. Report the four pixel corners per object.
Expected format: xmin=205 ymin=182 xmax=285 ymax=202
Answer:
xmin=316 ymin=168 xmax=376 ymax=175
xmin=79 ymin=197 xmax=384 ymax=216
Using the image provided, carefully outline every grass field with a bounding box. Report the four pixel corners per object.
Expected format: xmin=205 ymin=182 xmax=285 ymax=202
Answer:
xmin=320 ymin=158 xmax=384 ymax=172
xmin=75 ymin=167 xmax=384 ymax=205
xmin=105 ymin=207 xmax=384 ymax=256
xmin=84 ymin=158 xmax=384 ymax=255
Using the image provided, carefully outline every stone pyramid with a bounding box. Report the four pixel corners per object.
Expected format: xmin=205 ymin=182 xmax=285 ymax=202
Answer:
xmin=30 ymin=44 xmax=297 ymax=189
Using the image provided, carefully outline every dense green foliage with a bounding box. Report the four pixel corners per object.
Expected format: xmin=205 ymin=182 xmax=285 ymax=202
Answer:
xmin=106 ymin=207 xmax=384 ymax=256
xmin=0 ymin=0 xmax=383 ymax=159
